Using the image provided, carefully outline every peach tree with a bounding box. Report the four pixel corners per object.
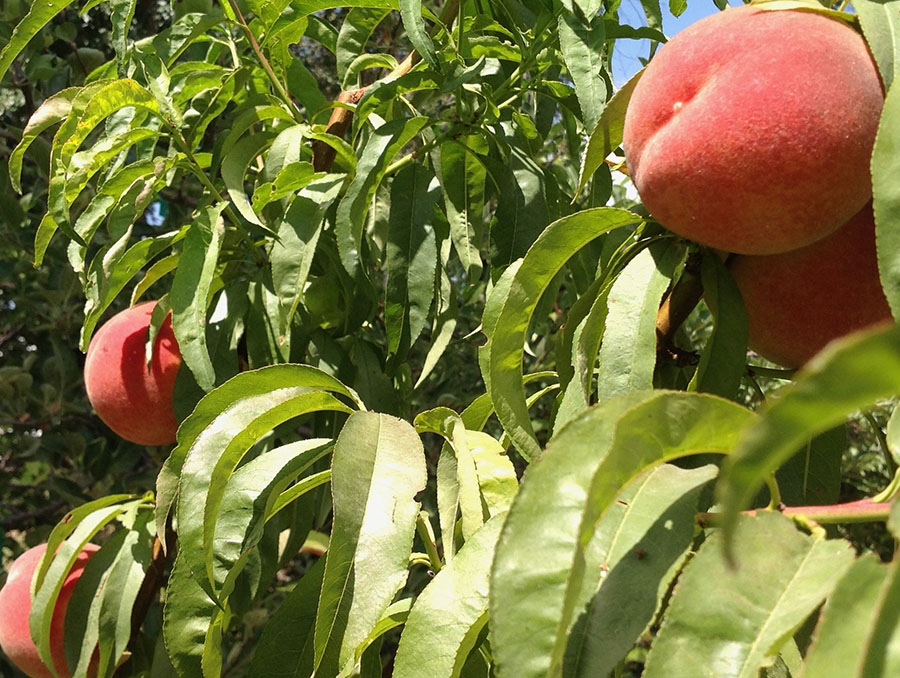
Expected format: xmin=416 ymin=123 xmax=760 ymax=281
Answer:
xmin=3 ymin=0 xmax=900 ymax=676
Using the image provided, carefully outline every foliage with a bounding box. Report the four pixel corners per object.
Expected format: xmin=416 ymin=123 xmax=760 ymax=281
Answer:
xmin=3 ymin=0 xmax=900 ymax=677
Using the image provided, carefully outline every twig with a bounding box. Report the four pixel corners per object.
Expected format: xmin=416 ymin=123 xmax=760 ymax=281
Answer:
xmin=0 ymin=500 xmax=67 ymax=530
xmin=225 ymin=0 xmax=301 ymax=117
xmin=655 ymin=250 xmax=704 ymax=357
xmin=0 ymin=323 xmax=24 ymax=348
xmin=311 ymin=0 xmax=462 ymax=172
xmin=697 ymin=497 xmax=892 ymax=528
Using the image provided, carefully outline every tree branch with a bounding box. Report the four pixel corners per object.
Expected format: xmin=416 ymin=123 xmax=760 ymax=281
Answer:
xmin=311 ymin=0 xmax=461 ymax=172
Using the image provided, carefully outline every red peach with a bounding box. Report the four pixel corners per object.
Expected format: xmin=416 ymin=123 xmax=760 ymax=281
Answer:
xmin=0 ymin=543 xmax=99 ymax=678
xmin=623 ymin=6 xmax=883 ymax=255
xmin=730 ymin=204 xmax=893 ymax=368
xmin=84 ymin=302 xmax=181 ymax=445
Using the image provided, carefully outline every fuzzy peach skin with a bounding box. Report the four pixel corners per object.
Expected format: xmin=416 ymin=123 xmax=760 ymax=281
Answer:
xmin=730 ymin=204 xmax=893 ymax=368
xmin=0 ymin=543 xmax=99 ymax=678
xmin=623 ymin=5 xmax=883 ymax=255
xmin=84 ymin=302 xmax=181 ymax=445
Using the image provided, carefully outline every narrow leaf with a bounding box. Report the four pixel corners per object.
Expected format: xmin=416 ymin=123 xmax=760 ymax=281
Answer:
xmin=394 ymin=514 xmax=506 ymax=678
xmin=576 ymin=68 xmax=644 ymax=197
xmin=400 ymin=0 xmax=439 ymax=70
xmin=480 ymin=207 xmax=642 ymax=459
xmin=385 ymin=163 xmax=439 ymax=357
xmin=717 ymin=324 xmax=900 ymax=545
xmin=642 ymin=513 xmax=855 ymax=678
xmin=872 ymin=66 xmax=900 ymax=319
xmin=558 ymin=13 xmax=608 ymax=131
xmin=170 ymin=203 xmax=226 ymax=391
xmin=313 ymin=412 xmax=427 ymax=675
xmin=801 ymin=555 xmax=892 ymax=678
xmin=491 ymin=391 xmax=754 ymax=678
xmin=688 ymin=254 xmax=748 ymax=399
xmin=595 ymin=241 xmax=682 ymax=399
xmin=335 ymin=116 xmax=429 ymax=274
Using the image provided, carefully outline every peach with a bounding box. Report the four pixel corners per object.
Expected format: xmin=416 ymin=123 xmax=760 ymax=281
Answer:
xmin=730 ymin=204 xmax=892 ymax=368
xmin=84 ymin=302 xmax=181 ymax=445
xmin=0 ymin=543 xmax=99 ymax=678
xmin=623 ymin=6 xmax=883 ymax=255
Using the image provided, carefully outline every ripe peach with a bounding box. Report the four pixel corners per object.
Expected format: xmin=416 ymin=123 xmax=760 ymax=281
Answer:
xmin=623 ymin=6 xmax=883 ymax=255
xmin=84 ymin=302 xmax=181 ymax=445
xmin=0 ymin=543 xmax=99 ymax=678
xmin=730 ymin=204 xmax=892 ymax=368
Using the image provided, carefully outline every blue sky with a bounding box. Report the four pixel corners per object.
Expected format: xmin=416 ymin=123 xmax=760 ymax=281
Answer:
xmin=611 ymin=0 xmax=740 ymax=85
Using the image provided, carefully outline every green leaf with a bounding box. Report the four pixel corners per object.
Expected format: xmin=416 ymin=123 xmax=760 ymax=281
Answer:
xmin=162 ymin=553 xmax=216 ymax=678
xmin=221 ymin=132 xmax=276 ymax=229
xmin=596 ymin=241 xmax=682 ymax=399
xmin=0 ymin=0 xmax=77 ymax=83
xmin=155 ymin=364 xmax=360 ymax=546
xmin=169 ymin=203 xmax=226 ymax=392
xmin=94 ymin=512 xmax=154 ymax=678
xmin=439 ymin=139 xmax=487 ymax=280
xmin=249 ymin=556 xmax=326 ymax=677
xmin=110 ymin=0 xmax=137 ymax=72
xmin=688 ymin=254 xmax=748 ymax=399
xmin=575 ymin=67 xmax=644 ymax=196
xmin=313 ymin=412 xmax=427 ymax=676
xmin=469 ymin=431 xmax=517 ymax=517
xmin=355 ymin=71 xmax=441 ymax=130
xmin=49 ymin=80 xmax=160 ymax=232
xmin=669 ymin=0 xmax=688 ymax=17
xmin=291 ymin=0 xmax=399 ymax=15
xmin=400 ymin=0 xmax=439 ymax=70
xmin=556 ymin=279 xmax=612 ymax=430
xmin=80 ymin=229 xmax=183 ymax=351
xmin=33 ymin=213 xmax=58 ymax=268
xmin=856 ymin=0 xmax=900 ymax=89
xmin=776 ymin=426 xmax=844 ymax=507
xmin=31 ymin=501 xmax=139 ymax=674
xmin=393 ymin=513 xmax=506 ymax=678
xmin=212 ymin=439 xmax=332 ymax=589
xmin=643 ymin=513 xmax=855 ymax=678
xmin=36 ymin=494 xmax=136 ymax=591
xmin=558 ymin=13 xmax=608 ymax=131
xmin=485 ymin=147 xmax=549 ymax=270
xmin=490 ymin=391 xmax=754 ymax=678
xmin=480 ymin=207 xmax=642 ymax=460
xmin=873 ymin=66 xmax=900 ymax=320
xmin=415 ymin=408 xmax=490 ymax=542
xmin=178 ymin=389 xmax=352 ymax=601
xmin=64 ymin=530 xmax=130 ymax=678
xmin=564 ymin=464 xmax=716 ymax=678
xmin=717 ymin=324 xmax=900 ymax=545
xmin=801 ymin=554 xmax=893 ymax=678
xmin=131 ymin=253 xmax=180 ymax=305
xmin=415 ymin=266 xmax=458 ymax=388
xmin=335 ymin=116 xmax=429 ymax=274
xmin=252 ymin=163 xmax=322 ymax=211
xmin=336 ymin=600 xmax=412 ymax=678
xmin=385 ymin=163 xmax=439 ymax=358
xmin=270 ymin=175 xmax=345 ymax=335
xmin=65 ymin=128 xmax=160 ymax=204
xmin=9 ymin=88 xmax=78 ymax=193
xmin=336 ymin=7 xmax=391 ymax=84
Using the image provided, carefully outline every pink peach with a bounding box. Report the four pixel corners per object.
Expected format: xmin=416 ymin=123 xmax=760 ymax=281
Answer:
xmin=730 ymin=204 xmax=892 ymax=368
xmin=624 ymin=6 xmax=883 ymax=254
xmin=0 ymin=543 xmax=99 ymax=678
xmin=84 ymin=302 xmax=181 ymax=445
